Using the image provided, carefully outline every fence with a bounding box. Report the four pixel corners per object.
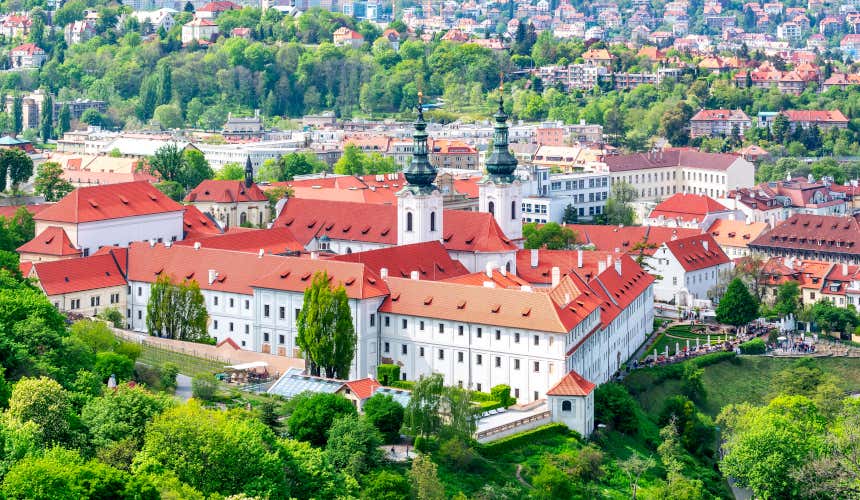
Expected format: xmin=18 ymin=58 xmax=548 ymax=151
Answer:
xmin=476 ymin=410 xmax=552 ymax=442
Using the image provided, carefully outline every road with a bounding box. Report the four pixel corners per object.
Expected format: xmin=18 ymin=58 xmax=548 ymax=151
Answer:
xmin=175 ymin=374 xmax=193 ymax=401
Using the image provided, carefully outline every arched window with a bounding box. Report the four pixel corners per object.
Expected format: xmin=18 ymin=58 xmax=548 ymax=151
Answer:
xmin=240 ymin=212 xmax=248 ymax=226
xmin=430 ymin=211 xmax=436 ymax=231
xmin=511 ymin=201 xmax=516 ymax=219
xmin=345 ymin=247 xmax=352 ymax=254
xmin=406 ymin=212 xmax=413 ymax=232
xmin=488 ymin=201 xmax=495 ymax=216
xmin=505 ymin=261 xmax=512 ymax=272
xmin=562 ymin=400 xmax=572 ymax=412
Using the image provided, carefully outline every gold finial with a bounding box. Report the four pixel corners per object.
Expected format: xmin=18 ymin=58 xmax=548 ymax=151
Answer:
xmin=417 ymin=91 xmax=423 ymax=104
xmin=499 ymin=72 xmax=504 ymax=91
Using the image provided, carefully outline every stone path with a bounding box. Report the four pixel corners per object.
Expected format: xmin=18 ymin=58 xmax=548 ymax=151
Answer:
xmin=515 ymin=465 xmax=532 ymax=489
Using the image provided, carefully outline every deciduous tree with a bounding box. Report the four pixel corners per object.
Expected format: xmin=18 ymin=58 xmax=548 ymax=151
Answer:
xmin=287 ymin=392 xmax=356 ymax=446
xmin=146 ymin=275 xmax=211 ymax=344
xmin=296 ymin=271 xmax=356 ymax=378
xmin=33 ymin=161 xmax=73 ymax=202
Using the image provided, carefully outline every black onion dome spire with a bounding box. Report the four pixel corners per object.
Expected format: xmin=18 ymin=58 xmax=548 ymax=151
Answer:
xmin=402 ymin=92 xmax=437 ymax=194
xmin=485 ymin=82 xmax=518 ymax=183
xmin=244 ymin=155 xmax=253 ymax=188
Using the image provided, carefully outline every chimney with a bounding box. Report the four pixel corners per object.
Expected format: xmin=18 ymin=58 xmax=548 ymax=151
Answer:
xmin=164 ymin=241 xmax=171 ymax=248
xmin=598 ymin=260 xmax=606 ymax=274
xmin=615 ymin=257 xmax=622 ymax=276
xmin=410 ymin=270 xmax=420 ymax=280
xmin=530 ymin=249 xmax=539 ymax=268
xmin=208 ymin=269 xmax=217 ymax=285
xmin=551 ymin=266 xmax=561 ymax=288
xmin=843 ymin=263 xmax=849 ymax=275
xmin=486 ymin=262 xmax=494 ymax=279
xmin=606 ymin=255 xmax=612 ymax=269
xmin=149 ymin=239 xmax=156 ymax=247
xmin=703 ymin=239 xmax=709 ymax=251
xmin=310 ymin=251 xmax=319 ymax=260
xmin=483 ymin=281 xmax=495 ymax=288
xmin=194 ymin=242 xmax=201 ymax=250
xmin=258 ymin=249 xmax=264 ymax=258
xmin=577 ymin=249 xmax=583 ymax=268
xmin=520 ymin=285 xmax=533 ymax=292
xmin=380 ymin=267 xmax=389 ymax=280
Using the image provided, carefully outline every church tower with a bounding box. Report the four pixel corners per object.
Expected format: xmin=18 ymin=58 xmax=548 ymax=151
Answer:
xmin=244 ymin=155 xmax=254 ymax=188
xmin=397 ymin=93 xmax=443 ymax=246
xmin=479 ymin=85 xmax=523 ymax=242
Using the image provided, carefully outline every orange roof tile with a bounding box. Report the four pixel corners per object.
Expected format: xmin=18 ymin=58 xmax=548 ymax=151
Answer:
xmin=183 ymin=205 xmax=223 ymax=240
xmin=17 ymin=227 xmax=80 ymax=256
xmin=706 ymin=219 xmax=769 ymax=250
xmin=330 ymin=241 xmax=469 ymax=281
xmin=185 ymin=180 xmax=268 ymax=203
xmin=649 ymin=193 xmax=730 ymax=222
xmin=176 ymin=227 xmax=304 ymax=254
xmin=547 ymin=370 xmax=595 ymax=396
xmin=34 ymin=254 xmax=127 ymax=296
xmin=665 ymin=234 xmax=730 ymax=272
xmin=343 ymin=378 xmax=381 ymax=399
xmin=35 ymin=182 xmax=184 ymax=224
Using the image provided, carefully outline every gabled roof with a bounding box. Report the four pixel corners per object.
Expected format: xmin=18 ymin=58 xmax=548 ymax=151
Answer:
xmin=197 ymin=1 xmax=238 ymax=11
xmin=34 ymin=254 xmax=127 ymax=296
xmin=691 ymin=109 xmax=750 ymax=122
xmin=183 ymin=205 xmax=223 ymax=239
xmin=603 ymin=148 xmax=742 ymax=172
xmin=750 ymin=214 xmax=860 ymax=256
xmin=35 ymin=182 xmax=184 ymax=224
xmin=127 ymin=242 xmax=388 ymax=299
xmin=782 ymin=110 xmax=849 ymax=123
xmin=330 ymin=241 xmax=469 ymax=281
xmin=0 ymin=203 xmax=53 ymax=219
xmin=177 ymin=227 xmax=304 ymax=254
xmin=442 ymin=269 xmax=530 ymax=289
xmin=649 ymin=193 xmax=730 ymax=222
xmin=378 ymin=276 xmax=597 ymax=333
xmin=547 ymin=370 xmax=595 ymax=396
xmin=706 ymin=219 xmax=769 ymax=250
xmin=11 ymin=43 xmax=44 ymax=55
xmin=17 ymin=227 xmax=80 ymax=257
xmin=342 ymin=378 xmax=381 ymax=400
xmin=516 ymin=249 xmax=615 ymax=285
xmin=664 ymin=234 xmax=730 ymax=272
xmin=274 ymin=199 xmax=517 ymax=253
xmin=185 ymin=180 xmax=268 ymax=203
xmin=564 ymin=224 xmax=700 ymax=256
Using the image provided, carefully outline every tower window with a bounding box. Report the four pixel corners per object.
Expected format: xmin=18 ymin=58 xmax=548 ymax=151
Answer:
xmin=511 ymin=201 xmax=516 ymax=219
xmin=406 ymin=212 xmax=413 ymax=232
xmin=488 ymin=201 xmax=495 ymax=216
xmin=430 ymin=211 xmax=436 ymax=231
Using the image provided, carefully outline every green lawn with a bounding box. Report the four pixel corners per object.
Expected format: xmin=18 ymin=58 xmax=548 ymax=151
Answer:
xmin=646 ymin=326 xmax=728 ymax=360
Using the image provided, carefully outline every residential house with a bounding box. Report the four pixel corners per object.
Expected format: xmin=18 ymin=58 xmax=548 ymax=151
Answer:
xmin=181 ymin=18 xmax=219 ymax=45
xmin=748 ymin=214 xmax=860 ymax=264
xmin=333 ymin=27 xmax=365 ymax=48
xmin=9 ymin=43 xmax=46 ymax=69
xmin=31 ymin=252 xmax=127 ymax=318
xmin=184 ymin=174 xmax=270 ymax=228
xmin=648 ymin=233 xmax=732 ymax=305
xmin=705 ymin=218 xmax=769 ymax=259
xmin=644 ymin=193 xmax=740 ymax=230
xmin=689 ymin=109 xmax=752 ymax=138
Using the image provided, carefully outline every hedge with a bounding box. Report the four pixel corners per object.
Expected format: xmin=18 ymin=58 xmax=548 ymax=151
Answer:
xmin=739 ymin=338 xmax=766 ymax=354
xmin=388 ymin=380 xmax=415 ymax=390
xmin=625 ymin=351 xmax=737 ymax=395
xmin=478 ymin=424 xmax=572 ymax=459
xmin=376 ymin=364 xmax=400 ymax=386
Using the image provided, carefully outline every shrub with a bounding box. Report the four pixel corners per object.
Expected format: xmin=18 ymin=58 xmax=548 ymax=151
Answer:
xmin=739 ymin=338 xmax=766 ymax=354
xmin=114 ymin=341 xmax=142 ymax=362
xmin=363 ymin=393 xmax=404 ymax=443
xmin=160 ymin=363 xmax=179 ymax=391
xmin=94 ymin=352 xmax=134 ymax=383
xmin=594 ymin=383 xmax=639 ymax=434
xmin=287 ymin=392 xmax=356 ymax=446
xmin=438 ymin=437 xmax=480 ymax=471
xmin=376 ymin=364 xmax=400 ymax=386
xmin=134 ymin=364 xmax=162 ymax=390
xmin=478 ymin=424 xmax=570 ymax=459
xmin=98 ymin=307 xmax=124 ymax=328
xmin=191 ymin=373 xmax=218 ymax=401
xmin=490 ymin=384 xmax=515 ymax=408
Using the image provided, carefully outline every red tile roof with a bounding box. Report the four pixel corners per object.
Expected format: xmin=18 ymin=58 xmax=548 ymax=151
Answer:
xmin=11 ymin=43 xmax=44 ymax=55
xmin=379 ymin=276 xmax=597 ymax=333
xmin=587 ymin=255 xmax=655 ymax=328
xmin=648 ymin=194 xmax=729 ymax=222
xmin=516 ymin=249 xmax=615 ymax=285
xmin=547 ymin=370 xmax=595 ymax=396
xmin=782 ymin=110 xmax=848 ymax=123
xmin=343 ymin=378 xmax=381 ymax=399
xmin=564 ymin=224 xmax=700 ymax=256
xmin=126 ymin=243 xmax=389 ymax=299
xmin=275 ymin=199 xmax=517 ymax=253
xmin=183 ymin=205 xmax=223 ymax=240
xmin=330 ymin=241 xmax=468 ymax=281
xmin=750 ymin=214 xmax=860 ymax=257
xmin=691 ymin=109 xmax=750 ymax=122
xmin=0 ymin=203 xmax=53 ymax=219
xmin=443 ymin=269 xmax=530 ymax=289
xmin=34 ymin=254 xmax=127 ymax=296
xmin=17 ymin=227 xmax=80 ymax=257
xmin=665 ymin=234 xmax=730 ymax=272
xmin=185 ymin=180 xmax=268 ymax=203
xmin=603 ymin=148 xmax=741 ymax=172
xmin=176 ymin=227 xmax=304 ymax=254
xmin=19 ymin=261 xmax=32 ymax=278
xmin=706 ymin=219 xmax=769 ymax=250
xmin=198 ymin=1 xmax=239 ymax=11
xmin=35 ymin=182 xmax=184 ymax=224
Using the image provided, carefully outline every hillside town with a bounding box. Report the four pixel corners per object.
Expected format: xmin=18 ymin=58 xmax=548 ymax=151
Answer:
xmin=0 ymin=0 xmax=858 ymax=497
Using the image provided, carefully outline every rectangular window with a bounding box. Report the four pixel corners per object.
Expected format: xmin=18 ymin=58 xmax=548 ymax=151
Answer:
xmin=263 ymin=305 xmax=270 ymax=317
xmin=214 ymin=320 xmax=219 ymax=330
xmin=370 ymin=314 xmax=375 ymax=326
xmin=495 ymin=356 xmax=501 ymax=367
xmin=458 ymin=325 xmax=464 ymax=336
xmin=533 ymin=335 xmax=539 ymax=346
xmin=439 ymin=323 xmax=444 ymax=333
xmin=514 ymin=359 xmax=520 ymax=370
xmin=138 ymin=310 xmax=142 ymax=319
xmin=401 ymin=344 xmax=407 ymax=355
xmin=438 ymin=349 xmax=445 ymax=360
xmin=385 ymin=316 xmax=390 ymax=327
xmin=214 ymin=297 xmax=219 ymax=306
xmin=457 ymin=352 xmax=464 ymax=363
xmin=419 ymin=320 xmax=425 ymax=330
xmin=402 ymin=319 xmax=408 ymax=329
xmin=229 ymin=298 xmax=234 ymax=308
xmin=138 ymin=287 xmax=142 ymax=296
xmin=295 ymin=308 xmax=301 ymax=320
xmin=476 ymin=354 xmax=483 ymax=365
xmin=495 ymin=330 xmax=501 ymax=340
xmin=476 ymin=327 xmax=482 ymax=338
xmin=384 ymin=342 xmax=390 ymax=353
xmin=229 ymin=322 xmax=234 ymax=332
xmin=419 ymin=347 xmax=425 ymax=357
xmin=245 ymin=324 xmax=249 ymax=334
xmin=279 ymin=307 xmax=285 ymax=319
xmin=263 ymin=332 xmax=270 ymax=342
xmin=476 ymin=383 xmax=482 ymax=392
xmin=279 ymin=335 xmax=285 ymax=344
xmin=515 ymin=388 xmax=520 ymax=399
xmin=534 ymin=391 xmax=539 ymax=401
xmin=534 ymin=361 xmax=540 ymax=372
xmin=245 ymin=300 xmax=250 ymax=310
xmin=514 ymin=333 xmax=520 ymax=343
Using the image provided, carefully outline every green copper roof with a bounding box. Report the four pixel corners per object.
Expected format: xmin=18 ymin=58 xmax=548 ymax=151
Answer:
xmin=401 ymin=98 xmax=437 ymax=195
xmin=484 ymin=92 xmax=517 ymax=183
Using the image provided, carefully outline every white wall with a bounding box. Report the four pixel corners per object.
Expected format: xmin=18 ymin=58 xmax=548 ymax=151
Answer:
xmin=77 ymin=211 xmax=184 ymax=256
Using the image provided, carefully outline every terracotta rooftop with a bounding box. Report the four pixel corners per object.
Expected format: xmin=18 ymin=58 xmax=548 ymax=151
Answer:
xmin=342 ymin=378 xmax=381 ymax=400
xmin=547 ymin=370 xmax=596 ymax=396
xmin=35 ymin=182 xmax=184 ymax=224
xmin=34 ymin=253 xmax=127 ymax=296
xmin=185 ymin=180 xmax=268 ymax=203
xmin=603 ymin=148 xmax=741 ymax=172
xmin=17 ymin=226 xmax=80 ymax=257
xmin=176 ymin=227 xmax=304 ymax=254
xmin=648 ymin=193 xmax=730 ymax=222
xmin=664 ymin=234 xmax=730 ymax=272
xmin=749 ymin=214 xmax=860 ymax=257
xmin=330 ymin=241 xmax=469 ymax=281
xmin=706 ymin=219 xmax=769 ymax=250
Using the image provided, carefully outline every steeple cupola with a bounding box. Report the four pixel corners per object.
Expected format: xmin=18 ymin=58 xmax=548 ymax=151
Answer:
xmin=485 ymin=84 xmax=518 ymax=182
xmin=244 ymin=156 xmax=253 ymax=188
xmin=401 ymin=92 xmax=437 ymax=194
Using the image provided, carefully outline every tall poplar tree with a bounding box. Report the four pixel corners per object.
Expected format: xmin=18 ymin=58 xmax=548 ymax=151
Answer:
xmin=296 ymin=271 xmax=356 ymax=378
xmin=39 ymin=94 xmax=53 ymax=142
xmin=146 ymin=275 xmax=211 ymax=344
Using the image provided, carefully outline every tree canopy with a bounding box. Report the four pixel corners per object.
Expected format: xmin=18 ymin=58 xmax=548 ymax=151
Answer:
xmin=715 ymin=278 xmax=758 ymax=327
